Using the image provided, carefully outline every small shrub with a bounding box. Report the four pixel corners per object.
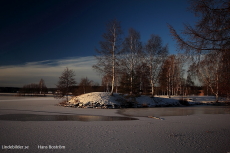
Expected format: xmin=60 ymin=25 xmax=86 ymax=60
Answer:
xmin=59 ymin=100 xmax=68 ymax=106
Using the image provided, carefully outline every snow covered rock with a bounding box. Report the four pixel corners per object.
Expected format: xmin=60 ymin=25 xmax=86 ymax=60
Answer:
xmin=68 ymin=92 xmax=181 ymax=108
xmin=68 ymin=92 xmax=126 ymax=108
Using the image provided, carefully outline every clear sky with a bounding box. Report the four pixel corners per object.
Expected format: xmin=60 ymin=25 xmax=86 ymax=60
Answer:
xmin=0 ymin=0 xmax=196 ymax=88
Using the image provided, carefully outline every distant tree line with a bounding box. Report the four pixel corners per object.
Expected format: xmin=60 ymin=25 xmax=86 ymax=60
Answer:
xmin=0 ymin=87 xmax=20 ymax=93
xmin=19 ymin=79 xmax=48 ymax=96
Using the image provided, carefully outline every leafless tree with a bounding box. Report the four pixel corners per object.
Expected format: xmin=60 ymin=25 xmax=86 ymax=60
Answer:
xmin=168 ymin=0 xmax=229 ymax=55
xmin=93 ymin=19 xmax=123 ymax=96
xmin=190 ymin=52 xmax=223 ymax=102
xmin=20 ymin=79 xmax=48 ymax=96
xmin=121 ymin=28 xmax=142 ymax=94
xmin=168 ymin=0 xmax=230 ymax=98
xmin=145 ymin=34 xmax=168 ymax=97
xmin=135 ymin=62 xmax=150 ymax=94
xmin=56 ymin=67 xmax=76 ymax=102
xmin=39 ymin=78 xmax=47 ymax=95
xmin=101 ymin=73 xmax=112 ymax=92
xmin=79 ymin=77 xmax=93 ymax=94
xmin=20 ymin=83 xmax=39 ymax=96
xmin=159 ymin=55 xmax=185 ymax=97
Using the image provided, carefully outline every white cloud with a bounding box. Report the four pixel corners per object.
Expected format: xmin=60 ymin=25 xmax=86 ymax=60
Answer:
xmin=0 ymin=56 xmax=101 ymax=87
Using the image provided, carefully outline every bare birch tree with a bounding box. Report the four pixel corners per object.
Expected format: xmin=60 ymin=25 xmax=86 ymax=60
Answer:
xmin=39 ymin=78 xmax=47 ymax=95
xmin=121 ymin=28 xmax=142 ymax=94
xmin=145 ymin=34 xmax=168 ymax=97
xmin=190 ymin=52 xmax=223 ymax=102
xmin=159 ymin=54 xmax=185 ymax=97
xmin=135 ymin=62 xmax=150 ymax=94
xmin=79 ymin=77 xmax=93 ymax=94
xmin=93 ymin=19 xmax=123 ymax=96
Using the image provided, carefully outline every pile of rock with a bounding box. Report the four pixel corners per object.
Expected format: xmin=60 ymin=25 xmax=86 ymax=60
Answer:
xmin=61 ymin=101 xmax=120 ymax=109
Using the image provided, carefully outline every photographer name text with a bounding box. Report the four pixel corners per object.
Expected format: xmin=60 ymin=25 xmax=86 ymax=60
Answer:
xmin=38 ymin=145 xmax=65 ymax=149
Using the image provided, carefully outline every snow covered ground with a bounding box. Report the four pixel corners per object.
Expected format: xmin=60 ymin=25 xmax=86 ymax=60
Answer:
xmin=68 ymin=92 xmax=225 ymax=108
xmin=68 ymin=92 xmax=181 ymax=108
xmin=68 ymin=92 xmax=126 ymax=108
xmin=166 ymin=95 xmax=222 ymax=103
xmin=0 ymin=96 xmax=230 ymax=153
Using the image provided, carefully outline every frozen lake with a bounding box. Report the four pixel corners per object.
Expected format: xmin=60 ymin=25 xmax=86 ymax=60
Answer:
xmin=0 ymin=113 xmax=138 ymax=121
xmin=0 ymin=95 xmax=230 ymax=153
xmin=119 ymin=105 xmax=230 ymax=117
xmin=0 ymin=96 xmax=229 ymax=118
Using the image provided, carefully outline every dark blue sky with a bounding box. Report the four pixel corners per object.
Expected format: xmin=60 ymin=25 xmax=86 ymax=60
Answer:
xmin=0 ymin=0 xmax=199 ymax=87
xmin=0 ymin=0 xmax=196 ymax=66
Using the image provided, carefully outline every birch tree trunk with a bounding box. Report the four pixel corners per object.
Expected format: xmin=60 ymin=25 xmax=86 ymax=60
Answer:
xmin=93 ymin=19 xmax=123 ymax=96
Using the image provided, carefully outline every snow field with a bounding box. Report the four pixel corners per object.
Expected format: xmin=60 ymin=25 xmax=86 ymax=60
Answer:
xmin=0 ymin=96 xmax=230 ymax=152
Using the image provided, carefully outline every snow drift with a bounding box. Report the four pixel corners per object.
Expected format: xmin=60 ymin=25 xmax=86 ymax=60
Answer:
xmin=68 ymin=92 xmax=181 ymax=108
